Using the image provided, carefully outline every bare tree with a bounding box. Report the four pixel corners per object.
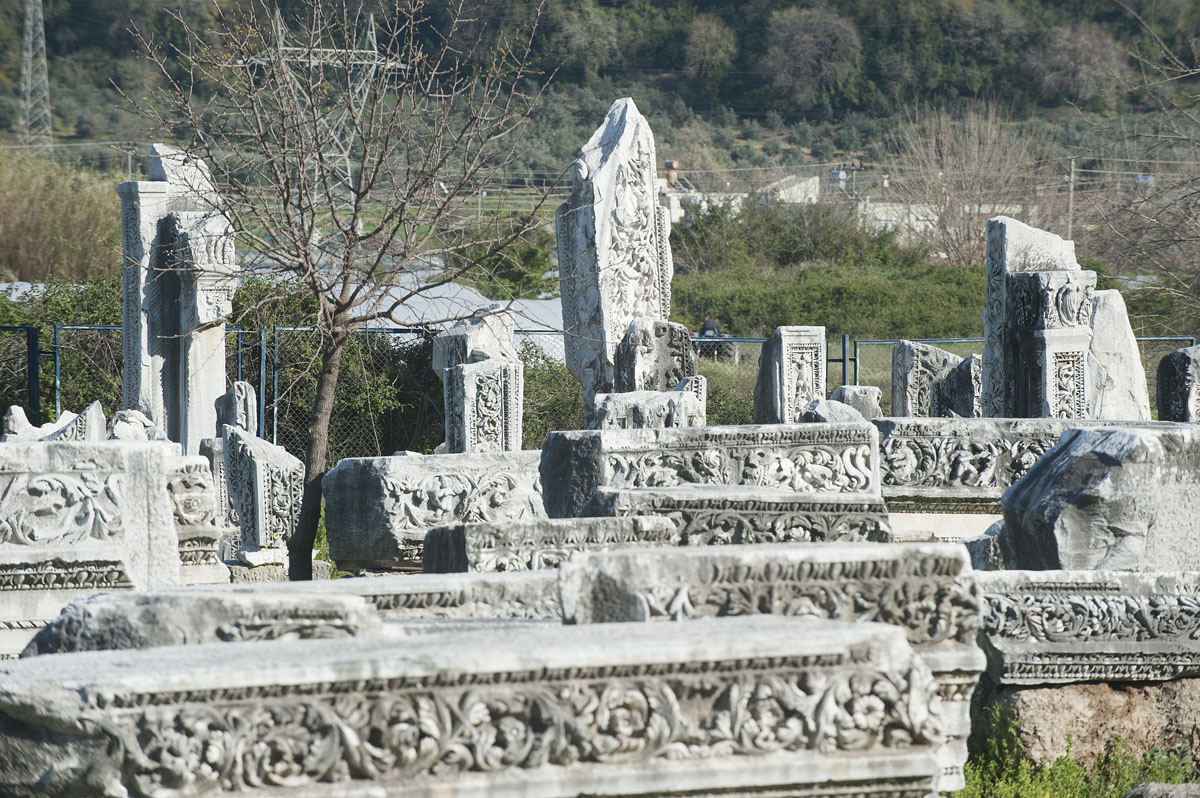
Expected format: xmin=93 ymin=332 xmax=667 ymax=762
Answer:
xmin=130 ymin=0 xmax=552 ymax=579
xmin=886 ymin=102 xmax=1042 ymax=267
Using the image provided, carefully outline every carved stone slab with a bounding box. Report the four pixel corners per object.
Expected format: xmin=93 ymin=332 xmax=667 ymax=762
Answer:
xmin=323 ymin=450 xmax=544 ymax=571
xmin=931 ymin=354 xmax=981 ymax=419
xmin=1157 ymin=344 xmax=1200 ymax=422
xmin=892 ymin=341 xmax=962 ymax=417
xmin=753 ymin=326 xmax=826 ymax=423
xmin=223 ymin=426 xmax=303 ymax=567
xmin=198 ymin=436 xmax=238 ymax=548
xmin=1003 ymin=425 xmax=1200 ymax=571
xmin=590 ymin=389 xmax=705 ymax=429
xmin=0 ymin=441 xmax=183 ymax=658
xmin=444 ymin=358 xmax=523 ymax=453
xmin=586 ymin=485 xmax=892 ymax=544
xmin=165 ymin=455 xmax=230 ymax=586
xmin=541 ymin=423 xmax=881 ymax=519
xmin=1 ymin=401 xmax=106 ymax=443
xmin=0 ymin=617 xmax=943 ymax=798
xmin=1087 ymin=289 xmax=1151 ymax=420
xmin=979 ymin=569 xmax=1200 ymax=685
xmin=423 ymin=515 xmax=679 ymax=573
xmin=215 ymin=380 xmax=257 ymax=437
xmin=831 ymin=384 xmax=884 ymax=419
xmin=556 ymin=98 xmax=673 ymax=402
xmin=557 ymin=542 xmax=982 ymax=792
xmin=613 ymin=317 xmax=697 ymax=392
xmin=431 ymin=306 xmax=520 ymax=378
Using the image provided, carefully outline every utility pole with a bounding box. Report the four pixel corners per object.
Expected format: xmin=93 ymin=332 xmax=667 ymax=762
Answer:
xmin=19 ymin=0 xmax=52 ymax=157
xmin=1067 ymin=156 xmax=1076 ymax=240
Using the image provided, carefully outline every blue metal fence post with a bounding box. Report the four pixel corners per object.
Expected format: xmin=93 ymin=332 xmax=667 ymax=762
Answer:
xmin=26 ymin=327 xmax=40 ymax=427
xmin=841 ymin=333 xmax=849 ymax=388
xmin=272 ymin=326 xmax=280 ymax=446
xmin=258 ymin=329 xmax=268 ymax=438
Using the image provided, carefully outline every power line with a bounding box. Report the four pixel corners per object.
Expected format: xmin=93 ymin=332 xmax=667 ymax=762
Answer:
xmin=19 ymin=0 xmax=52 ymax=157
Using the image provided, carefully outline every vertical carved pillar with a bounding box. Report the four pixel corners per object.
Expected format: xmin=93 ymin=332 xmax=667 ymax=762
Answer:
xmin=1006 ymin=270 xmax=1095 ymax=418
xmin=753 ymin=326 xmax=825 ymax=424
xmin=445 ymin=360 xmax=523 ymax=453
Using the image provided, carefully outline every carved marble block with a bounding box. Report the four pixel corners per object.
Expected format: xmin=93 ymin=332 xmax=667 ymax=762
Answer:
xmin=106 ymin=409 xmax=168 ymax=441
xmin=431 ymin=305 xmax=519 ymax=378
xmin=589 ymin=389 xmax=705 ymax=430
xmin=119 ymin=144 xmax=239 ymax=455
xmin=541 ymin=423 xmax=881 ymax=519
xmin=558 ymin=542 xmax=983 ymax=792
xmin=223 ymin=426 xmax=303 ymax=568
xmin=423 ymin=515 xmax=679 ymax=573
xmin=0 ymin=617 xmax=945 ymax=798
xmin=1003 ymin=425 xmax=1200 ymax=572
xmin=198 ymin=436 xmax=238 ymax=547
xmin=979 ymin=570 xmax=1200 ymax=685
xmin=215 ymin=380 xmax=257 ymax=437
xmin=981 ymin=216 xmax=1080 ymax=417
xmin=444 ymin=359 xmax=523 ymax=453
xmin=587 ymin=485 xmax=892 ymax=544
xmin=931 ymin=354 xmax=981 ymax=418
xmin=323 ymin=450 xmax=544 ymax=571
xmin=165 ymin=455 xmax=230 ymax=586
xmin=831 ymin=384 xmax=884 ymax=419
xmin=753 ymin=325 xmax=826 ymax=423
xmin=891 ymin=341 xmax=962 ymax=417
xmin=0 ymin=401 xmax=106 ymax=443
xmin=0 ymin=441 xmax=184 ymax=658
xmin=613 ymin=317 xmax=697 ymax=392
xmin=1157 ymin=344 xmax=1200 ymax=422
xmin=556 ymin=98 xmax=673 ymax=402
xmin=1086 ymin=289 xmax=1150 ymax=420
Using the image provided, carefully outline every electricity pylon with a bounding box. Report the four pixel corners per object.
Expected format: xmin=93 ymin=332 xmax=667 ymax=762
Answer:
xmin=19 ymin=0 xmax=52 ymax=156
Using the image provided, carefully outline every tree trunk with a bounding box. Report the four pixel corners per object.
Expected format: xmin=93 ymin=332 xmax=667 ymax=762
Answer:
xmin=290 ymin=326 xmax=349 ymax=580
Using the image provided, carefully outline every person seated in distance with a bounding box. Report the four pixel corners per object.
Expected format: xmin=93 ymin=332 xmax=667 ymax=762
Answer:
xmin=699 ymin=315 xmax=721 ymax=337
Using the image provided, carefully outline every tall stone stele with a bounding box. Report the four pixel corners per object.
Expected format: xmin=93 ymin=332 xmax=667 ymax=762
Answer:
xmin=119 ymin=144 xmax=239 ymax=455
xmin=556 ymin=98 xmax=673 ymax=403
xmin=433 ymin=307 xmax=523 ymax=454
xmin=753 ymin=326 xmax=826 ymax=424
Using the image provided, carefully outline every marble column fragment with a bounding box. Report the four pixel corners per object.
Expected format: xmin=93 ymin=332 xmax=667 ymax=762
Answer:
xmin=891 ymin=341 xmax=963 ymax=418
xmin=444 ymin=359 xmax=524 ymax=453
xmin=753 ymin=326 xmax=826 ymax=424
xmin=613 ymin=317 xmax=697 ymax=392
xmin=432 ymin=306 xmax=519 ymax=379
xmin=1158 ymin=344 xmax=1200 ymax=422
xmin=223 ymin=425 xmax=303 ymax=567
xmin=556 ymin=98 xmax=673 ymax=402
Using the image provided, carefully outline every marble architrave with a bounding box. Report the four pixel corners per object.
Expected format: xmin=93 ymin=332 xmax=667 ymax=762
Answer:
xmin=753 ymin=326 xmax=826 ymax=424
xmin=586 ymin=484 xmax=892 ymax=545
xmin=556 ymin=98 xmax=673 ymax=402
xmin=541 ymin=423 xmax=881 ymax=519
xmin=0 ymin=617 xmax=944 ymax=798
xmin=1157 ymin=344 xmax=1200 ymax=422
xmin=613 ymin=317 xmax=697 ymax=392
xmin=557 ymin=542 xmax=982 ymax=792
xmin=323 ymin=450 xmax=544 ymax=572
xmin=891 ymin=341 xmax=962 ymax=417
xmin=979 ymin=570 xmax=1200 ymax=685
xmin=119 ymin=144 xmax=238 ymax=455
xmin=0 ymin=441 xmax=183 ymax=658
xmin=223 ymin=426 xmax=303 ymax=568
xmin=443 ymin=359 xmax=523 ymax=453
xmin=422 ymin=515 xmax=679 ymax=573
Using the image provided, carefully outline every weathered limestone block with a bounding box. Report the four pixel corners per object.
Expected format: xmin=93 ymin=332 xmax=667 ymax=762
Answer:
xmin=215 ymin=380 xmax=257 ymax=437
xmin=831 ymin=384 xmax=884 ymax=419
xmin=323 ymin=450 xmax=544 ymax=571
xmin=0 ymin=617 xmax=944 ymax=798
xmin=1157 ymin=344 xmax=1200 ymax=422
xmin=982 ymin=216 xmax=1080 ymax=417
xmin=753 ymin=325 xmax=826 ymax=423
xmin=1125 ymin=784 xmax=1200 ymax=798
xmin=678 ymin=373 xmax=707 ymax=407
xmin=119 ymin=144 xmax=239 ymax=455
xmin=1002 ymin=425 xmax=1200 ymax=571
xmin=541 ymin=423 xmax=881 ymax=519
xmin=431 ymin=304 xmax=519 ymax=377
xmin=587 ymin=485 xmax=892 ymax=544
xmin=0 ymin=441 xmax=183 ymax=658
xmin=891 ymin=341 xmax=962 ymax=417
xmin=105 ymin=408 xmax=167 ymax=441
xmin=931 ymin=354 xmax=981 ymax=418
xmin=423 ymin=515 xmax=679 ymax=573
xmin=223 ymin=425 xmax=303 ymax=568
xmin=0 ymin=401 xmax=105 ymax=443
xmin=978 ymin=570 xmax=1200 ymax=685
xmin=557 ymin=98 xmax=672 ymax=401
xmin=589 ymin=389 xmax=705 ymax=429
xmin=1087 ymin=290 xmax=1151 ymax=419
xmin=799 ymin=397 xmax=865 ymax=423
xmin=198 ymin=436 xmax=238 ymax=544
xmin=165 ymin=455 xmax=229 ymax=586
xmin=444 ymin=358 xmax=523 ymax=453
xmin=558 ymin=542 xmax=982 ymax=792
xmin=613 ymin=317 xmax=697 ymax=392
xmin=1005 ymin=268 xmax=1096 ymax=418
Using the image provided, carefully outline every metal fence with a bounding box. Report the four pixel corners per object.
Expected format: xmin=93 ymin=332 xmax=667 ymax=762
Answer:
xmin=0 ymin=327 xmax=40 ymax=426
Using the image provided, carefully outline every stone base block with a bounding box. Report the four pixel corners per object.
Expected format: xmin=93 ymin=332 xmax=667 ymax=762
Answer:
xmin=888 ymin=511 xmax=1000 ymax=543
xmin=587 ymin=484 xmax=892 ymax=544
xmin=0 ymin=617 xmax=943 ymax=797
xmin=423 ymin=516 xmax=679 ymax=573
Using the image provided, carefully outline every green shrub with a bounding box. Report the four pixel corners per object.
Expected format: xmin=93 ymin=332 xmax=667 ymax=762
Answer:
xmin=810 ymin=140 xmax=836 ymax=161
xmin=520 ymin=341 xmax=584 ymax=449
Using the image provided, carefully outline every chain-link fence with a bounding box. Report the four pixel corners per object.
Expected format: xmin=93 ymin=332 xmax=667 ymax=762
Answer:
xmin=0 ymin=327 xmax=39 ymax=426
xmin=52 ymin=326 xmax=123 ymax=420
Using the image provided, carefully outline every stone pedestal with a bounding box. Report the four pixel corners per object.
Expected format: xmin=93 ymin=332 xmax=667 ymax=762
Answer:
xmin=753 ymin=326 xmax=825 ymax=423
xmin=444 ymin=359 xmax=523 ymax=453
